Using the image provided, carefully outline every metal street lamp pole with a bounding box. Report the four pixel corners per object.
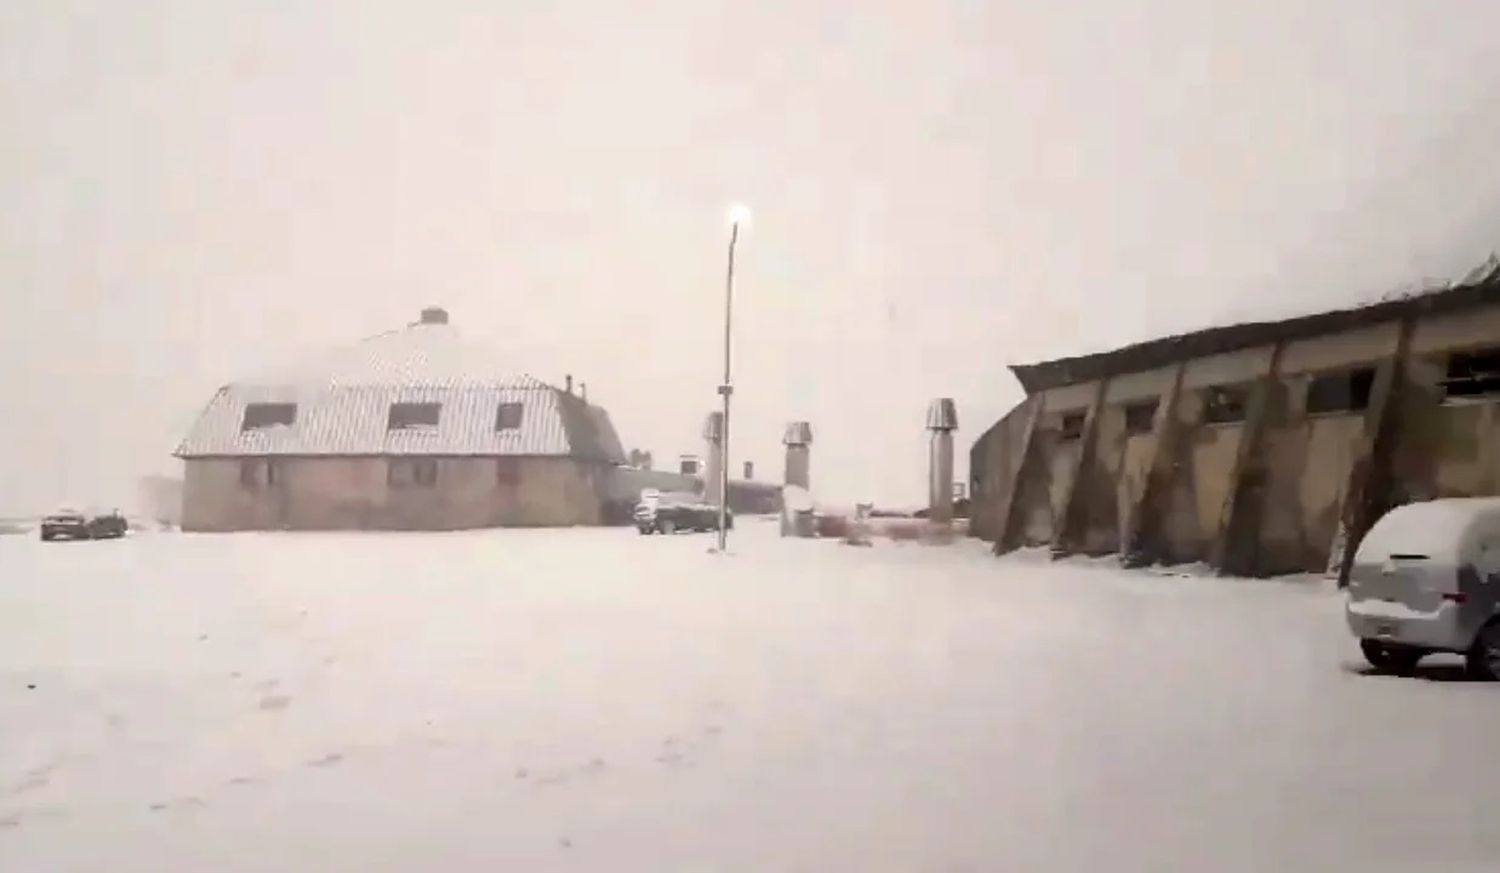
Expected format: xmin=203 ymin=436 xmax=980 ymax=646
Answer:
xmin=717 ymin=219 xmax=739 ymax=552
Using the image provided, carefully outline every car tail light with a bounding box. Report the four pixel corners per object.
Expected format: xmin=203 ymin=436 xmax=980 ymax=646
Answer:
xmin=1443 ymin=591 xmax=1469 ymax=604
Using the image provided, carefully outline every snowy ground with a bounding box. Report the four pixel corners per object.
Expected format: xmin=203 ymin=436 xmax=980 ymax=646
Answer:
xmin=3 ymin=520 xmax=1499 ymax=872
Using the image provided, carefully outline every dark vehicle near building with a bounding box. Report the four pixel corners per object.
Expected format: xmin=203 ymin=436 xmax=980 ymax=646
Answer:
xmin=40 ymin=509 xmax=128 ymax=541
xmin=633 ymin=491 xmax=733 ymax=535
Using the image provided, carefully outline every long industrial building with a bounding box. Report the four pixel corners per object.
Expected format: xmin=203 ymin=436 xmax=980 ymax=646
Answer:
xmin=969 ymin=267 xmax=1500 ymax=577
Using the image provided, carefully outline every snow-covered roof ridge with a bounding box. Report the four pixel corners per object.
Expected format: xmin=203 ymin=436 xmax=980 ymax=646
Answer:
xmin=246 ymin=319 xmax=537 ymax=389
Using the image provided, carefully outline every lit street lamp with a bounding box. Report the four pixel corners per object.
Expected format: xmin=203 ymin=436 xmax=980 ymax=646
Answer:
xmin=717 ymin=203 xmax=751 ymax=552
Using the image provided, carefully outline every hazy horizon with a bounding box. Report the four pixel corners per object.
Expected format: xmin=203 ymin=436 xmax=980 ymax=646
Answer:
xmin=5 ymin=1 xmax=1500 ymax=514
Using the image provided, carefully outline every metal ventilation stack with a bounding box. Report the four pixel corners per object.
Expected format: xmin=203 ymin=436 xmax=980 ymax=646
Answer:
xmin=926 ymin=398 xmax=959 ymax=524
xmin=780 ymin=421 xmax=814 ymax=537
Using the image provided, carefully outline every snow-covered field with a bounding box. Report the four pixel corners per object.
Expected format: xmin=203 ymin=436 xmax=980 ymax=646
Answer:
xmin=4 ymin=520 xmax=1500 ymax=872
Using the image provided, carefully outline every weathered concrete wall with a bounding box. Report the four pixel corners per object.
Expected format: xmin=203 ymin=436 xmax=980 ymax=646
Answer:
xmin=1103 ymin=366 xmax=1176 ymax=404
xmin=1409 ymin=302 xmax=1500 ymax=355
xmin=1007 ymin=414 xmax=1061 ymax=547
xmin=1083 ymin=365 xmax=1177 ymax=554
xmin=1076 ymin=401 xmax=1126 ymax=554
xmin=1181 ymin=345 xmax=1277 ymax=390
xmin=1391 ymin=355 xmax=1498 ymax=502
xmin=968 ymin=399 xmax=1037 ymax=543
xmin=182 ymin=456 xmax=605 ymax=531
xmin=1116 ymin=430 xmax=1157 ymax=554
xmin=1279 ymin=322 xmax=1399 ymax=376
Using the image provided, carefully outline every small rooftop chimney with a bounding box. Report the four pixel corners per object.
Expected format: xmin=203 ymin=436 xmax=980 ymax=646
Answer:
xmin=580 ymin=382 xmax=587 ymax=403
xmin=418 ymin=306 xmax=449 ymax=325
xmin=565 ymin=374 xmax=574 ymax=394
xmin=743 ymin=461 xmax=754 ymax=480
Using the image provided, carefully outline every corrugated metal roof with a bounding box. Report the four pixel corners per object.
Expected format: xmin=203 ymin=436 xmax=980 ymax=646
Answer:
xmin=175 ymin=319 xmax=624 ymax=462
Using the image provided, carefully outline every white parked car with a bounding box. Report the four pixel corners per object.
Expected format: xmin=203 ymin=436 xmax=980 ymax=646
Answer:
xmin=1345 ymin=497 xmax=1500 ymax=677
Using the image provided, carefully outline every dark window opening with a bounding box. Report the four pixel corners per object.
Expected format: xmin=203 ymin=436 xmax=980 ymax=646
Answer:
xmin=389 ymin=458 xmax=439 ymax=488
xmin=496 ymin=402 xmax=524 ymax=431
xmin=239 ymin=459 xmax=280 ymax=488
xmin=496 ymin=457 xmax=521 ymax=485
xmin=1443 ymin=349 xmax=1500 ymax=400
xmin=388 ymin=402 xmax=441 ymax=430
xmin=1202 ymin=385 xmax=1248 ymax=424
xmin=1059 ymin=412 xmax=1086 ymax=441
xmin=1306 ymin=368 xmax=1375 ymax=415
xmin=1124 ymin=400 xmax=1159 ymax=434
xmin=241 ymin=403 xmax=297 ymax=431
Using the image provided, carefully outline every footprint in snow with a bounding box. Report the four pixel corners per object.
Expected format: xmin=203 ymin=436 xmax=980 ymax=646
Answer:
xmin=258 ymin=695 xmax=292 ymax=712
xmin=306 ymin=753 xmax=345 ymax=769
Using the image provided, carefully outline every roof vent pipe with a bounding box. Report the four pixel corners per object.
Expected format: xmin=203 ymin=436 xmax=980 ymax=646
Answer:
xmin=565 ymin=374 xmax=573 ymax=394
xmin=419 ymin=306 xmax=449 ymax=325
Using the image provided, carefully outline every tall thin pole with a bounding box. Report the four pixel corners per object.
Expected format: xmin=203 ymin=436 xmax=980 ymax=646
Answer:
xmin=717 ymin=222 xmax=738 ymax=552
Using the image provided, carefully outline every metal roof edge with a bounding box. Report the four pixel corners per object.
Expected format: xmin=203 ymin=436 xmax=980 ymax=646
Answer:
xmin=1010 ymin=278 xmax=1500 ymax=393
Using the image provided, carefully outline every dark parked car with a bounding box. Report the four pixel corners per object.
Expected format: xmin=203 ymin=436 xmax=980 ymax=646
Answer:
xmin=634 ymin=492 xmax=733 ymax=535
xmin=40 ymin=509 xmax=127 ymax=541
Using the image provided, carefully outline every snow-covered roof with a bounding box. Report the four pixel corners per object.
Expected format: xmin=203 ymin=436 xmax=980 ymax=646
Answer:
xmin=1355 ymin=497 xmax=1500 ymax=564
xmin=175 ymin=314 xmax=624 ymax=462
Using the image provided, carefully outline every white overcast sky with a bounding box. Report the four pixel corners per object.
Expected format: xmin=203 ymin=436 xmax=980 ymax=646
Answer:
xmin=4 ymin=1 xmax=1500 ymax=513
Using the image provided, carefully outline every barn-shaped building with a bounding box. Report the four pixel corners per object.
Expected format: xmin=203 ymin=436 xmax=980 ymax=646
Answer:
xmin=175 ymin=308 xmax=625 ymax=531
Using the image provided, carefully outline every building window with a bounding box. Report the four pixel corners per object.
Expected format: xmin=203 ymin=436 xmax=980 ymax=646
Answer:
xmin=1058 ymin=411 xmax=1086 ymax=441
xmin=1202 ymin=385 xmax=1248 ymax=424
xmin=495 ymin=402 xmax=524 ymax=431
xmin=389 ymin=458 xmax=439 ymax=488
xmin=1442 ymin=348 xmax=1500 ymax=401
xmin=1306 ymin=367 xmax=1375 ymax=415
xmin=1123 ymin=400 xmax=1159 ymax=434
xmin=241 ymin=403 xmax=296 ymax=431
xmin=496 ymin=457 xmax=520 ymax=485
xmin=239 ymin=459 xmax=280 ymax=488
xmin=388 ymin=402 xmax=441 ymax=430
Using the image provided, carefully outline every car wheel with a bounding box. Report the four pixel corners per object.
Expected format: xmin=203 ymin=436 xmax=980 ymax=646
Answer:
xmin=638 ymin=526 xmax=652 ymax=535
xmin=1466 ymin=622 xmax=1500 ymax=680
xmin=659 ymin=519 xmax=676 ymax=535
xmin=1361 ymin=639 xmax=1422 ymax=675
